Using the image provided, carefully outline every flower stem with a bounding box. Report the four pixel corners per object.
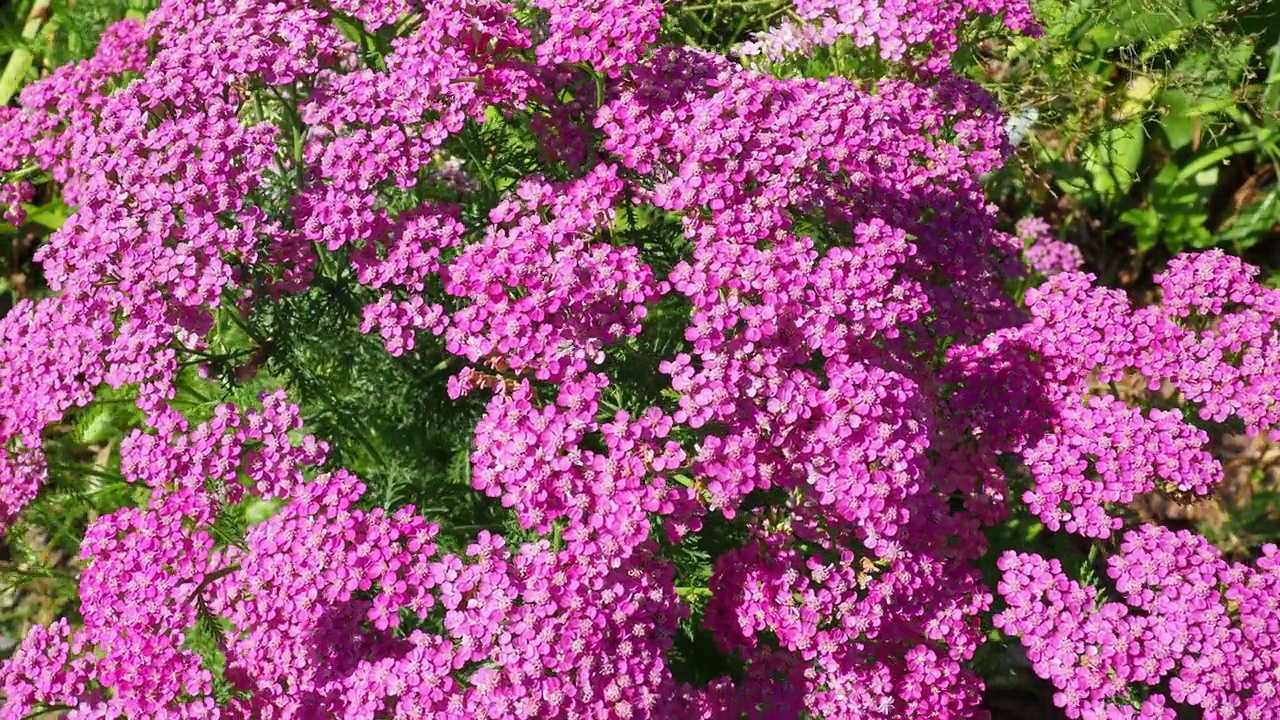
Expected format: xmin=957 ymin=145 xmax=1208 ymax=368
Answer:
xmin=0 ymin=0 xmax=53 ymax=106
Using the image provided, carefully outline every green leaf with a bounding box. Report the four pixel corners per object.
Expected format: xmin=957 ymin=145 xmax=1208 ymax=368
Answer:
xmin=1107 ymin=122 xmax=1145 ymax=196
xmin=1079 ymin=121 xmax=1145 ymax=203
xmin=1119 ymin=207 xmax=1161 ymax=253
xmin=1149 ymin=161 xmax=1216 ymax=212
xmin=21 ymin=199 xmax=71 ymax=230
xmin=1216 ymin=186 xmax=1280 ymax=249
xmin=1085 ymin=0 xmax=1201 ymax=50
xmin=446 ymin=445 xmax=473 ymax=487
xmin=74 ymin=405 xmax=118 ymax=445
xmin=243 ymin=497 xmax=285 ymax=525
xmin=1170 ymin=35 xmax=1255 ymax=98
xmin=1159 ymin=91 xmax=1197 ymax=150
xmin=1185 ymin=0 xmax=1222 ymax=20
xmin=1192 ymin=167 xmax=1219 ymax=189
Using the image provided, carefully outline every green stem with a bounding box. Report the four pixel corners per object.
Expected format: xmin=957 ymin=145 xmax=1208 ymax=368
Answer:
xmin=290 ymin=113 xmax=306 ymax=191
xmin=457 ymin=124 xmax=496 ymax=194
xmin=5 ymin=163 xmax=44 ymax=182
xmin=267 ymin=86 xmax=308 ymax=192
xmin=311 ymin=378 xmax=387 ymax=468
xmin=311 ymin=266 xmax=363 ymax=319
xmin=442 ymin=523 xmax=502 ymax=536
xmin=21 ymin=704 xmax=73 ymax=720
xmin=681 ymin=0 xmax=778 ymax=10
xmin=180 ymin=345 xmax=254 ymax=360
xmin=423 ymin=355 xmax=461 ymax=378
xmin=176 ymin=376 xmax=212 ymax=404
xmin=1174 ymin=129 xmax=1280 ymax=185
xmin=1264 ymin=37 xmax=1280 ymax=112
xmin=46 ymin=463 xmax=126 ymax=484
xmin=191 ymin=563 xmax=242 ymax=596
xmin=0 ymin=0 xmax=53 ymax=106
xmin=1 ymin=565 xmax=79 ymax=585
xmin=225 ymin=309 xmax=272 ymax=351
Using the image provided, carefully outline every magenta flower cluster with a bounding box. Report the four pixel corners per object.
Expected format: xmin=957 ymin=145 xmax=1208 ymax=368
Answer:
xmin=0 ymin=0 xmax=1276 ymax=718
xmin=996 ymin=524 xmax=1280 ymax=718
xmin=738 ymin=0 xmax=1039 ymax=71
xmin=1017 ymin=216 xmax=1085 ymax=276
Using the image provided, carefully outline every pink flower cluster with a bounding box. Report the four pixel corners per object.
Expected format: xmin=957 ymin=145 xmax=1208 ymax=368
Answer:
xmin=997 ymin=524 xmax=1280 ymax=718
xmin=2 ymin=0 xmax=1279 ymax=718
xmin=1020 ymin=393 xmax=1218 ymax=538
xmin=0 ymin=178 xmax=33 ymax=226
xmin=1018 ymin=216 xmax=1085 ymax=276
xmin=444 ymin=164 xmax=662 ymax=381
xmin=531 ymin=0 xmax=665 ymax=76
xmin=738 ymin=0 xmax=1039 ymax=71
xmin=2 ymin=393 xmax=693 ymax=718
xmin=934 ymin=249 xmax=1280 ymax=541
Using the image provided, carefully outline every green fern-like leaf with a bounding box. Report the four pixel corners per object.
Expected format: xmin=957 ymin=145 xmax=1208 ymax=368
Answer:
xmin=446 ymin=445 xmax=473 ymax=488
xmin=184 ymin=610 xmax=238 ymax=703
xmin=70 ymin=404 xmax=116 ymax=446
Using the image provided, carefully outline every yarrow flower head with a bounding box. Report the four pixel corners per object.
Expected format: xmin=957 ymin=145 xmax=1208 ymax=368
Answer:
xmin=996 ymin=525 xmax=1280 ymax=719
xmin=1018 ymin=216 xmax=1085 ymax=276
xmin=737 ymin=0 xmax=1040 ymax=71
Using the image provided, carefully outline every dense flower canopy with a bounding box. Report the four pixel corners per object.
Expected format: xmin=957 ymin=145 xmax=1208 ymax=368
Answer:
xmin=0 ymin=0 xmax=1278 ymax=718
